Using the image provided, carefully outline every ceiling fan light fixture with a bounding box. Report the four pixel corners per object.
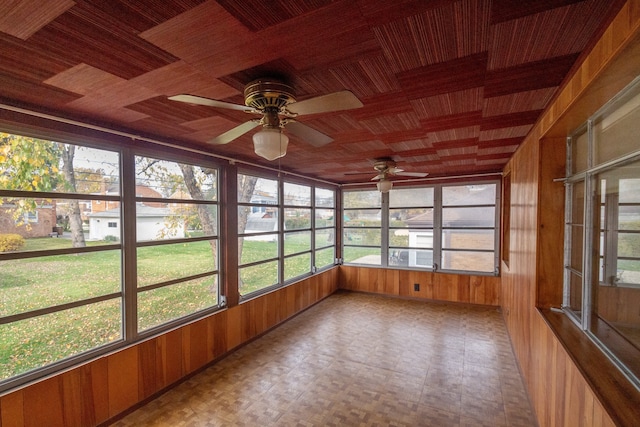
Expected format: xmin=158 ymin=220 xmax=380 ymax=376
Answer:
xmin=253 ymin=128 xmax=289 ymax=161
xmin=377 ymin=179 xmax=393 ymax=193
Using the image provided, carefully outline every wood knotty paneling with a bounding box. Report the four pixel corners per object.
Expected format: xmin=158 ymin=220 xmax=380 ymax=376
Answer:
xmin=339 ymin=266 xmax=500 ymax=306
xmin=0 ymin=268 xmax=338 ymax=427
xmin=502 ymin=3 xmax=640 ymax=425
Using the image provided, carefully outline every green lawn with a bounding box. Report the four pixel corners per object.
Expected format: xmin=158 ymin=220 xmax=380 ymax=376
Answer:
xmin=0 ymin=234 xmax=329 ymax=381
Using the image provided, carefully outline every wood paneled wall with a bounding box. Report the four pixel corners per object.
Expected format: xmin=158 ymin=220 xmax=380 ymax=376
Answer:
xmin=339 ymin=266 xmax=501 ymax=306
xmin=0 ymin=269 xmax=338 ymax=427
xmin=502 ymin=2 xmax=640 ymax=426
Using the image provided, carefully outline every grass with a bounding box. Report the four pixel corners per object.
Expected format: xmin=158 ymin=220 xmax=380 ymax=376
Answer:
xmin=0 ymin=234 xmax=325 ymax=381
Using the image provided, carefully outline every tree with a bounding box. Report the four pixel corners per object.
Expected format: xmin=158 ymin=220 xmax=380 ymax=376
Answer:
xmin=0 ymin=133 xmax=61 ymax=227
xmin=0 ymin=133 xmax=86 ymax=247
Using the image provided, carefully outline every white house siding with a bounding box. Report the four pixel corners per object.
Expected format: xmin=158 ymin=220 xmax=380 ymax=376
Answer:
xmin=88 ymin=205 xmax=184 ymax=241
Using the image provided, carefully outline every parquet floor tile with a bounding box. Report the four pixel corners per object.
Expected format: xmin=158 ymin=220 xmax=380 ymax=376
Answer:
xmin=111 ymin=291 xmax=536 ymax=426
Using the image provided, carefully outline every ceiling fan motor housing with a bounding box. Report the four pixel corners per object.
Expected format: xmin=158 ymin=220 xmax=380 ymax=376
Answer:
xmin=373 ymin=157 xmax=396 ymax=172
xmin=244 ymin=79 xmax=296 ymax=111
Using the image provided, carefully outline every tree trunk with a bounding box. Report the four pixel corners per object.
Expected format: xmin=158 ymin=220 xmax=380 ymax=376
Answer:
xmin=237 ymin=174 xmax=258 ymax=258
xmin=60 ymin=144 xmax=86 ymax=248
xmin=179 ymin=164 xmax=218 ymax=262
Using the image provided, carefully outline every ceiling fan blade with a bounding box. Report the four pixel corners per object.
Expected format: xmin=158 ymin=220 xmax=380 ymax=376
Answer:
xmin=210 ymin=121 xmax=260 ymax=145
xmin=371 ymin=175 xmax=384 ymax=181
xmin=169 ymin=94 xmax=251 ymax=112
xmin=285 ymin=121 xmax=333 ymax=147
xmin=395 ymin=171 xmax=429 ymax=177
xmin=287 ymin=91 xmax=363 ymax=116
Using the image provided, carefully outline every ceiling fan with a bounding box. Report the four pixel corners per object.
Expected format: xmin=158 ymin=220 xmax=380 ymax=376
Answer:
xmin=169 ymin=79 xmax=363 ymax=160
xmin=362 ymin=157 xmax=429 ymax=192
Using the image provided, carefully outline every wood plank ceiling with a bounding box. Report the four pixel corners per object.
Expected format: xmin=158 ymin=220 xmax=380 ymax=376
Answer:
xmin=0 ymin=0 xmax=624 ymax=183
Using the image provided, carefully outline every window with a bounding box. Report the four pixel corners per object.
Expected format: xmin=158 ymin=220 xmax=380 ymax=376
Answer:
xmin=315 ymin=187 xmax=336 ymax=269
xmin=564 ymin=77 xmax=640 ymax=387
xmin=134 ymin=156 xmax=219 ymax=332
xmin=343 ymin=182 xmax=499 ymax=274
xmin=389 ymin=188 xmax=434 ymax=268
xmin=343 ymin=190 xmax=382 ymax=265
xmin=0 ymin=134 xmax=224 ymax=390
xmin=237 ymin=174 xmax=338 ymax=298
xmin=283 ymin=182 xmax=312 ymax=281
xmin=502 ymin=172 xmax=511 ymax=266
xmin=1 ymin=137 xmax=123 ymax=384
xmin=23 ymin=211 xmax=38 ymax=223
xmin=238 ymin=174 xmax=279 ymax=296
xmin=441 ymin=184 xmax=497 ymax=273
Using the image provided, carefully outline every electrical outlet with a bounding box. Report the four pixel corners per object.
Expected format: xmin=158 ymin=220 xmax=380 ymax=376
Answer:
xmin=414 ymin=283 xmax=420 ymax=291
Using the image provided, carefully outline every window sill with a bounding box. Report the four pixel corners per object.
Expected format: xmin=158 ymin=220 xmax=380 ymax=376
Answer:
xmin=540 ymin=308 xmax=640 ymax=427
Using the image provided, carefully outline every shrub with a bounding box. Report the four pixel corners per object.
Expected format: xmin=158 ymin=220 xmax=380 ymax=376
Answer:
xmin=0 ymin=234 xmax=25 ymax=252
xmin=103 ymin=235 xmax=119 ymax=242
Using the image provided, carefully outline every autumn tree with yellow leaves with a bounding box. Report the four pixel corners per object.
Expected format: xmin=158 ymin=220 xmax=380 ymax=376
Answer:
xmin=0 ymin=133 xmax=86 ymax=247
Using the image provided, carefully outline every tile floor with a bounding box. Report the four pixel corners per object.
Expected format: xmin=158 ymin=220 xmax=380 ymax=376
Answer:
xmin=111 ymin=291 xmax=537 ymax=426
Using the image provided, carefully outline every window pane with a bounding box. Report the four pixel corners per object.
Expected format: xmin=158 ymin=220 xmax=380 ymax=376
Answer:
xmin=137 ymin=276 xmax=218 ymax=331
xmin=618 ymin=233 xmax=640 ymax=258
xmin=344 ymin=228 xmax=381 ymax=246
xmin=617 ymin=260 xmax=640 ymax=285
xmin=315 ymin=247 xmax=334 ymax=268
xmin=389 ymin=249 xmax=433 ymax=268
xmin=390 ymin=187 xmax=434 ymax=207
xmin=0 ymin=299 xmax=121 ymax=381
xmin=568 ymin=272 xmax=583 ymax=313
xmin=442 ymin=229 xmax=495 ymax=250
xmin=284 ymin=253 xmax=311 ymax=280
xmin=1 ymin=250 xmax=121 ymax=317
xmin=239 ymin=261 xmax=278 ymax=295
xmin=343 ymin=190 xmax=381 ymax=208
xmin=0 ymin=198 xmax=120 ymax=248
xmin=344 ymin=209 xmax=381 ymax=227
xmin=315 ymin=209 xmax=335 ymax=227
xmin=442 ymin=250 xmax=494 ymax=272
xmin=442 ymin=206 xmax=495 ymax=227
xmin=135 ymin=158 xmax=216 ymax=201
xmin=315 ymin=228 xmax=335 ymax=249
xmin=390 ymin=208 xmax=433 ymax=228
xmin=239 ymin=207 xmax=278 ymax=234
xmin=619 ymin=178 xmax=640 ymax=203
xmin=239 ymin=236 xmax=278 ymax=265
xmin=238 ymin=175 xmax=277 ymax=204
xmin=443 ymin=184 xmax=496 ymax=206
xmin=594 ymin=91 xmax=640 ymax=166
xmin=390 ymin=229 xmax=409 ymax=247
xmin=0 ymin=138 xmax=120 ymax=195
xmin=389 ymin=230 xmax=433 ymax=248
xmin=571 ymin=129 xmax=589 ymax=174
xmin=315 ymin=188 xmax=335 ymax=208
xmin=284 ymin=230 xmax=311 ymax=255
xmin=284 ymin=208 xmax=311 ymax=230
xmin=137 ymin=240 xmax=217 ymax=287
xmin=136 ymin=203 xmax=217 ymax=241
xmin=571 ymin=181 xmax=585 ymax=224
xmin=343 ymin=246 xmax=381 ymax=265
xmin=88 ymin=201 xmax=121 ymax=241
xmin=570 ymin=225 xmax=584 ymax=271
xmin=284 ymin=182 xmax=310 ymax=206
